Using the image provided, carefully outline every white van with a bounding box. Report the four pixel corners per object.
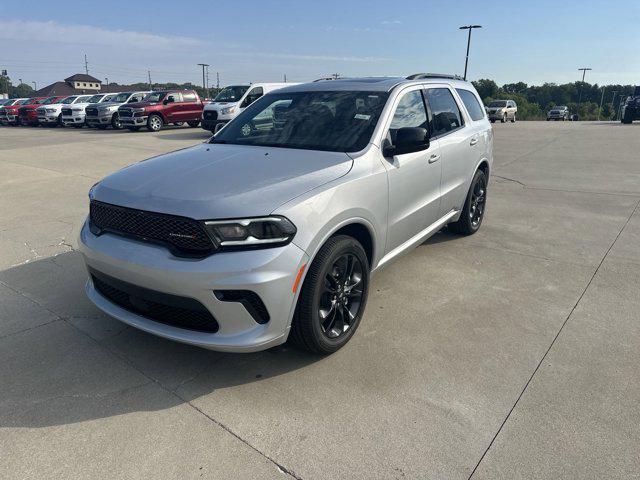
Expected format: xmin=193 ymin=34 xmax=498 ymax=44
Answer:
xmin=201 ymin=83 xmax=297 ymax=132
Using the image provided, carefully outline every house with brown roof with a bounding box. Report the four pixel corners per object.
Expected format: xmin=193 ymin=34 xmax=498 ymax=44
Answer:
xmin=34 ymin=74 xmax=137 ymax=96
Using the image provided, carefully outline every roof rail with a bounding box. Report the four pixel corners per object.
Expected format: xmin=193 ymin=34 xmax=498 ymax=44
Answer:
xmin=406 ymin=73 xmax=464 ymax=81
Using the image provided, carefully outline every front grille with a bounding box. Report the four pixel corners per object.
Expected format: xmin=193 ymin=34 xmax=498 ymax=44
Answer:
xmin=91 ymin=269 xmax=219 ymax=333
xmin=18 ymin=107 xmax=29 ymax=117
xmin=89 ymin=200 xmax=216 ymax=256
xmin=86 ymin=107 xmax=99 ymax=116
xmin=204 ymin=110 xmax=218 ymax=121
xmin=36 ymin=108 xmax=45 ymax=115
xmin=119 ymin=108 xmax=133 ymax=118
xmin=62 ymin=108 xmax=73 ymax=116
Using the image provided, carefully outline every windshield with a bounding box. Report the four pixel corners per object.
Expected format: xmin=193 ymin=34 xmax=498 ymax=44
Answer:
xmin=18 ymin=99 xmax=31 ymax=105
xmin=41 ymin=97 xmax=60 ymax=105
xmin=142 ymin=92 xmax=167 ymax=102
xmin=86 ymin=94 xmax=104 ymax=103
xmin=488 ymin=101 xmax=507 ymax=107
xmin=61 ymin=96 xmax=78 ymax=104
xmin=109 ymin=92 xmax=132 ymax=103
xmin=214 ymin=86 xmax=249 ymax=102
xmin=212 ymin=90 xmax=389 ymax=152
xmin=101 ymin=94 xmax=117 ymax=102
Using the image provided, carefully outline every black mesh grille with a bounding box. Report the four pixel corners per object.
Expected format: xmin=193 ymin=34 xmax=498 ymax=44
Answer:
xmin=91 ymin=269 xmax=219 ymax=333
xmin=18 ymin=107 xmax=29 ymax=117
xmin=86 ymin=107 xmax=98 ymax=116
xmin=90 ymin=200 xmax=216 ymax=256
xmin=62 ymin=108 xmax=73 ymax=116
xmin=203 ymin=110 xmax=218 ymax=120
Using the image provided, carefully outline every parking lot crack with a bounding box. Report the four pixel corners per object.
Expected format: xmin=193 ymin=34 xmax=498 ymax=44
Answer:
xmin=492 ymin=175 xmax=527 ymax=187
xmin=467 ymin=197 xmax=640 ymax=479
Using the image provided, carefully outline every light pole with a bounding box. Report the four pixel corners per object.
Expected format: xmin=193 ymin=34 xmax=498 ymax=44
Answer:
xmin=598 ymin=86 xmax=606 ymax=121
xmin=576 ymin=67 xmax=592 ymax=119
xmin=459 ymin=25 xmax=482 ymax=80
xmin=197 ymin=63 xmax=209 ymax=98
xmin=32 ymin=81 xmax=36 ymax=91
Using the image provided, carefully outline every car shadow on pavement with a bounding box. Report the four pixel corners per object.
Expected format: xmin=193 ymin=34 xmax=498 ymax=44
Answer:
xmin=155 ymin=130 xmax=213 ymax=141
xmin=0 ymin=251 xmax=321 ymax=429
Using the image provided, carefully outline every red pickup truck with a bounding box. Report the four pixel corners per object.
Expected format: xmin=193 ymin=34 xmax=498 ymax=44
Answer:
xmin=118 ymin=90 xmax=203 ymax=132
xmin=0 ymin=98 xmax=32 ymax=125
xmin=18 ymin=96 xmax=65 ymax=126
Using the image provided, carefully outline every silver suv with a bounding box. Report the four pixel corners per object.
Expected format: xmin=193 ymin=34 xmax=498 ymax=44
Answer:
xmin=80 ymin=74 xmax=493 ymax=354
xmin=487 ymin=99 xmax=517 ymax=123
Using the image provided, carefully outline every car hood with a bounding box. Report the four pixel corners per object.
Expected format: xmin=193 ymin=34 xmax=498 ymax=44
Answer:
xmin=92 ymin=143 xmax=353 ymax=219
xmin=93 ymin=102 xmax=124 ymax=109
xmin=121 ymin=102 xmax=156 ymax=109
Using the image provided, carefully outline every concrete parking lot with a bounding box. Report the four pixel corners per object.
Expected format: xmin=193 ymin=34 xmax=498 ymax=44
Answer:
xmin=1 ymin=121 xmax=639 ymax=479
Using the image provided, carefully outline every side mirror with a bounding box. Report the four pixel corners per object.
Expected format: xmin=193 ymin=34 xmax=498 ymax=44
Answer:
xmin=163 ymin=97 xmax=174 ymax=105
xmin=384 ymin=127 xmax=429 ymax=157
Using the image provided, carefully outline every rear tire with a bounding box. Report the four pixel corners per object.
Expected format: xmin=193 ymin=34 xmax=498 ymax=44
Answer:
xmin=448 ymin=169 xmax=487 ymax=236
xmin=289 ymin=235 xmax=369 ymax=354
xmin=187 ymin=120 xmax=200 ymax=128
xmin=622 ymin=109 xmax=633 ymax=124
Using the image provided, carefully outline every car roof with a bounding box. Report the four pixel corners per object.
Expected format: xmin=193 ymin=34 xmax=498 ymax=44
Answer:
xmin=277 ymin=75 xmax=474 ymax=93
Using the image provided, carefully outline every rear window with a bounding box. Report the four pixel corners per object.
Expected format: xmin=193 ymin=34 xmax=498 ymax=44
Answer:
xmin=456 ymin=89 xmax=485 ymax=121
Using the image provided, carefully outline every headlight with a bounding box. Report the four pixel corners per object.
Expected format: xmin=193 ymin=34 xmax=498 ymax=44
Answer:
xmin=45 ymin=108 xmax=56 ymax=113
xmin=88 ymin=182 xmax=99 ymax=200
xmin=221 ymin=106 xmax=236 ymax=115
xmin=204 ymin=216 xmax=296 ymax=249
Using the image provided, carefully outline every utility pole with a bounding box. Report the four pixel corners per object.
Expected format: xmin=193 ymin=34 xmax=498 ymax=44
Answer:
xmin=284 ymin=73 xmax=287 ymax=83
xmin=575 ymin=67 xmax=592 ymax=120
xmin=84 ymin=54 xmax=89 ymax=75
xmin=105 ymin=77 xmax=109 ymax=86
xmin=459 ymin=25 xmax=482 ymax=80
xmin=197 ymin=63 xmax=209 ymax=97
xmin=205 ymin=65 xmax=210 ymax=98
xmin=148 ymin=70 xmax=152 ymax=90
xmin=216 ymin=72 xmax=220 ymax=89
xmin=598 ymin=86 xmax=606 ymax=121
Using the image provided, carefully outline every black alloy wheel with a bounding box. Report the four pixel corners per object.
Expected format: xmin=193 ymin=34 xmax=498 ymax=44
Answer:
xmin=448 ymin=169 xmax=488 ymax=235
xmin=289 ymin=235 xmax=370 ymax=354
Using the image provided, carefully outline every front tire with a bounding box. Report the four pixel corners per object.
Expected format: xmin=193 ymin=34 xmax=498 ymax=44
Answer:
xmin=187 ymin=120 xmax=200 ymax=128
xmin=448 ymin=169 xmax=487 ymax=235
xmin=111 ymin=114 xmax=122 ymax=130
xmin=501 ymin=114 xmax=507 ymax=123
xmin=289 ymin=236 xmax=369 ymax=354
xmin=147 ymin=114 xmax=163 ymax=132
xmin=511 ymin=113 xmax=516 ymax=123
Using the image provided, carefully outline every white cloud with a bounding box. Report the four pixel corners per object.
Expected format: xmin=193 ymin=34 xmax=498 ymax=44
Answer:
xmin=0 ymin=20 xmax=203 ymax=49
xmin=381 ymin=20 xmax=403 ymax=25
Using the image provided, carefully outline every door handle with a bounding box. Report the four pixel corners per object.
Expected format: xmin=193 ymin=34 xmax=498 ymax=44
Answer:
xmin=428 ymin=154 xmax=440 ymax=164
xmin=469 ymin=137 xmax=479 ymax=146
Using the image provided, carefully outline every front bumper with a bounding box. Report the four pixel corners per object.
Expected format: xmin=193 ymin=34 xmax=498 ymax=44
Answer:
xmin=62 ymin=114 xmax=85 ymax=125
xmin=38 ymin=115 xmax=59 ymax=124
xmin=85 ymin=114 xmax=113 ymax=126
xmin=0 ymin=114 xmax=17 ymax=124
xmin=79 ymin=219 xmax=309 ymax=352
xmin=202 ymin=119 xmax=228 ymax=131
xmin=488 ymin=112 xmax=506 ymax=120
xmin=120 ymin=116 xmax=147 ymax=126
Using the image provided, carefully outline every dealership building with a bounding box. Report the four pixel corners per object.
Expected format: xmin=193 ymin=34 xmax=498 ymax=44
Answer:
xmin=34 ymin=74 xmax=137 ymax=96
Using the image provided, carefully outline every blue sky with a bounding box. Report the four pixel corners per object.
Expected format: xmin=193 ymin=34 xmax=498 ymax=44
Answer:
xmin=0 ymin=0 xmax=638 ymax=89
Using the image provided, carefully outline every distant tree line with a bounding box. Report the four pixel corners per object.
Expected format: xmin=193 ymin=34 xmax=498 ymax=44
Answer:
xmin=472 ymin=79 xmax=637 ymax=120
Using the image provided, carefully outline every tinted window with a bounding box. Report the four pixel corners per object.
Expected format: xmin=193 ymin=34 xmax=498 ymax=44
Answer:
xmin=167 ymin=92 xmax=183 ymax=103
xmin=425 ymin=88 xmax=463 ymax=137
xmin=242 ymin=87 xmax=264 ymax=107
xmin=212 ymin=90 xmax=389 ymax=152
xmin=456 ymin=89 xmax=485 ymax=121
xmin=182 ymin=92 xmax=197 ymax=102
xmin=388 ymin=90 xmax=428 ymax=145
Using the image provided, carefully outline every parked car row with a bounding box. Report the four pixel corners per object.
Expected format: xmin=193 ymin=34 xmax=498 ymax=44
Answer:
xmin=0 ymin=89 xmax=205 ymax=132
xmin=0 ymin=83 xmax=304 ymax=133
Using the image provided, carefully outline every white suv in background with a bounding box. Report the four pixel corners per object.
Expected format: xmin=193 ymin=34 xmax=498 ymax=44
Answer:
xmin=62 ymin=93 xmax=118 ymax=127
xmin=201 ymin=83 xmax=296 ymax=132
xmin=37 ymin=95 xmax=93 ymax=126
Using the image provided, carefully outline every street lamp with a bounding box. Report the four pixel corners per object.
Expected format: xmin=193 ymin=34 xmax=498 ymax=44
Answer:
xmin=459 ymin=25 xmax=482 ymax=80
xmin=575 ymin=67 xmax=592 ymax=119
xmin=197 ymin=63 xmax=210 ymax=97
xmin=32 ymin=81 xmax=36 ymax=90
